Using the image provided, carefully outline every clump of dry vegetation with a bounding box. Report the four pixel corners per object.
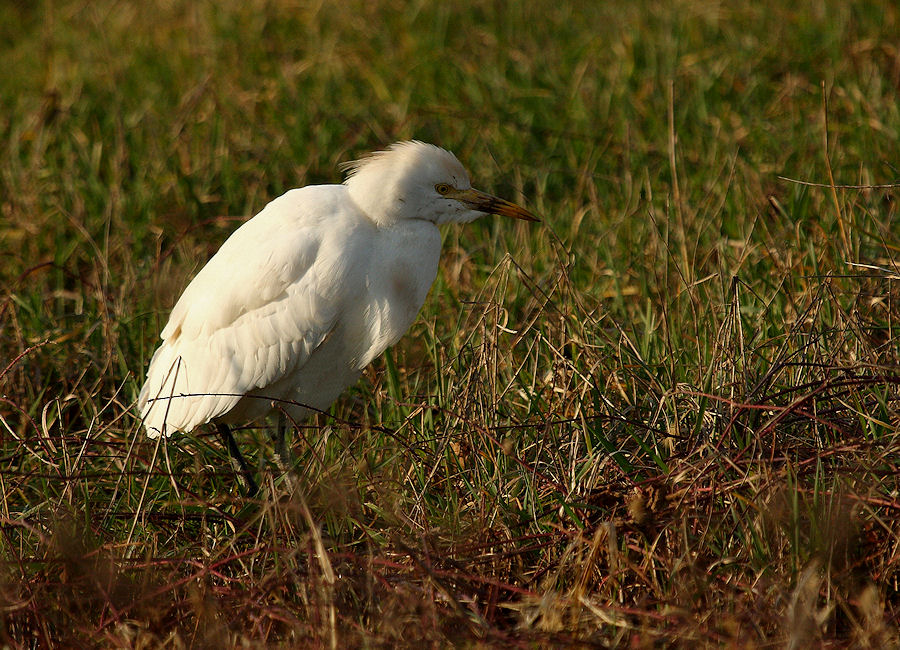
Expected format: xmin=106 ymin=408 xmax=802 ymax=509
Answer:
xmin=1 ymin=0 xmax=898 ymax=646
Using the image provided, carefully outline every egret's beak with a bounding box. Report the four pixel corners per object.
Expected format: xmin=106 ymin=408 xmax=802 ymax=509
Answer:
xmin=451 ymin=188 xmax=540 ymax=222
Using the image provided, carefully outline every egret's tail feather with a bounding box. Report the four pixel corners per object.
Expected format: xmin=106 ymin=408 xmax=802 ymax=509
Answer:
xmin=138 ymin=342 xmax=238 ymax=437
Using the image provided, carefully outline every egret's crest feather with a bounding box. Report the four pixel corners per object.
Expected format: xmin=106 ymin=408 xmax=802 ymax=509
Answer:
xmin=340 ymin=140 xmax=440 ymax=180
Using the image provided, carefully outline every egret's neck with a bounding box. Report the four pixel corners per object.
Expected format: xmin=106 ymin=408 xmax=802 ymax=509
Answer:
xmin=345 ymin=174 xmax=406 ymax=227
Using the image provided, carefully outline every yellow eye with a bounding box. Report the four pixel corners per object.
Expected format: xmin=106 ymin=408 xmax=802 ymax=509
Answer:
xmin=435 ymin=183 xmax=452 ymax=195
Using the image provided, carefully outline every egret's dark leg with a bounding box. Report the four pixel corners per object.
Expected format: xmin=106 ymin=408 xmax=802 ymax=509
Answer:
xmin=273 ymin=412 xmax=292 ymax=473
xmin=216 ymin=423 xmax=258 ymax=497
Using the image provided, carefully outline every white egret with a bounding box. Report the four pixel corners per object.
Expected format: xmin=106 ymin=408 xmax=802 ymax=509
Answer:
xmin=137 ymin=141 xmax=537 ymax=492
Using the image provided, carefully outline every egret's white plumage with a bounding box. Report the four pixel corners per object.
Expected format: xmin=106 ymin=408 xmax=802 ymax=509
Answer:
xmin=138 ymin=141 xmax=536 ymax=438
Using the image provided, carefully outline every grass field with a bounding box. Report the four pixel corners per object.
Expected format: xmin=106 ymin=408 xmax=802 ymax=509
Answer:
xmin=2 ymin=0 xmax=899 ymax=646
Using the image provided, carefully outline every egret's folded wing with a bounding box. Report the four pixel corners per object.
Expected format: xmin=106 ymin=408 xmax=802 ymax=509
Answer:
xmin=138 ymin=187 xmax=363 ymax=437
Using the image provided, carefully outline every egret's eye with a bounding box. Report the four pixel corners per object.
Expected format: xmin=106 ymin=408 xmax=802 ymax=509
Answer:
xmin=435 ymin=183 xmax=452 ymax=196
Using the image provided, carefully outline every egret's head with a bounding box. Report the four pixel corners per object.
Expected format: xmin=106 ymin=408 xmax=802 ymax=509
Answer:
xmin=343 ymin=141 xmax=538 ymax=226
